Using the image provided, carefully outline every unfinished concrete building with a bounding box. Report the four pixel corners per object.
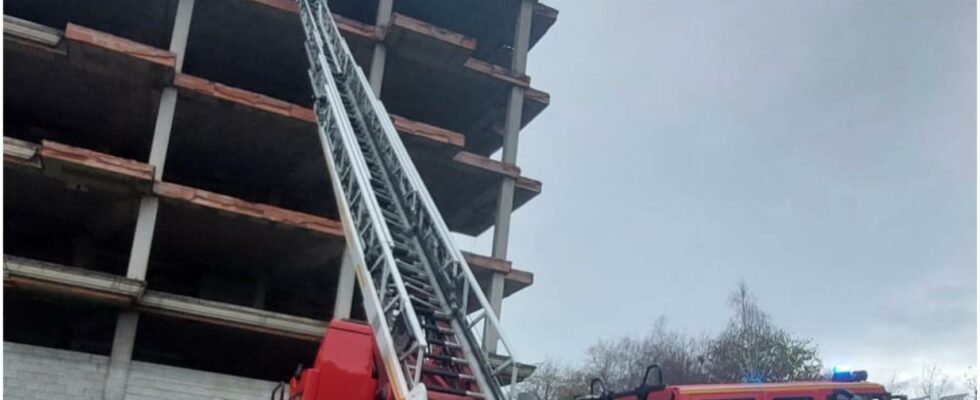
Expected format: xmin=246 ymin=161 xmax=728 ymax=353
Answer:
xmin=2 ymin=0 xmax=556 ymax=398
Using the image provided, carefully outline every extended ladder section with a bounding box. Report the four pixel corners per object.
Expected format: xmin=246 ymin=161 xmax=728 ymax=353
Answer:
xmin=297 ymin=1 xmax=520 ymax=399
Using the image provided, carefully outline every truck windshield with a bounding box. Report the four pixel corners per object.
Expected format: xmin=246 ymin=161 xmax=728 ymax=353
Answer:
xmin=830 ymin=391 xmax=889 ymax=400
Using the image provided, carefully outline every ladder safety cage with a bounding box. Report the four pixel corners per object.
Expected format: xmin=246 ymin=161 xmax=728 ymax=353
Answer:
xmin=297 ymin=1 xmax=520 ymax=399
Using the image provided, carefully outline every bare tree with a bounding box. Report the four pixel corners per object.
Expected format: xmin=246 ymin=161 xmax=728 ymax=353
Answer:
xmin=917 ymin=365 xmax=952 ymax=400
xmin=884 ymin=369 xmax=911 ymax=395
xmin=576 ymin=317 xmax=710 ymax=391
xmin=518 ymin=360 xmax=587 ymax=400
xmin=704 ymin=282 xmax=822 ymax=383
xmin=963 ymin=367 xmax=977 ymax=400
xmin=519 ymin=282 xmax=825 ymax=397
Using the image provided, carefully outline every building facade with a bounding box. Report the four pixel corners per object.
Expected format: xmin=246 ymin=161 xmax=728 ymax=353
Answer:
xmin=3 ymin=0 xmax=556 ymax=398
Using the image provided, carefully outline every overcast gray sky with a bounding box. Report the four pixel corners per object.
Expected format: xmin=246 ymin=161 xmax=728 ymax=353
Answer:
xmin=458 ymin=0 xmax=977 ymax=390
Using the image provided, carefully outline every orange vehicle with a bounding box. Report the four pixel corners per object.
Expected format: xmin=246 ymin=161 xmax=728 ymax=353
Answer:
xmin=579 ymin=365 xmax=907 ymax=400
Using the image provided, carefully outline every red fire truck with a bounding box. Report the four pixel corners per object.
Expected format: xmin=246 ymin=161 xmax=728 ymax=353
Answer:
xmin=278 ymin=320 xmax=905 ymax=400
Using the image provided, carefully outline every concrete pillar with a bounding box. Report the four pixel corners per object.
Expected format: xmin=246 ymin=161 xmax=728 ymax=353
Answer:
xmin=125 ymin=196 xmax=159 ymax=281
xmin=332 ymin=251 xmax=356 ymax=320
xmin=107 ymin=2 xmax=196 ymax=399
xmin=368 ymin=44 xmax=387 ymax=96
xmin=169 ymin=0 xmax=195 ymax=71
xmin=126 ymin=50 xmax=180 ymax=281
xmin=148 ymin=0 xmax=193 ymax=175
xmin=368 ymin=0 xmax=394 ymax=95
xmin=102 ymin=311 xmax=139 ymax=400
xmin=483 ymin=0 xmax=534 ymax=353
xmin=129 ymin=68 xmax=179 ymax=282
xmin=147 ymin=89 xmax=178 ymax=178
xmin=125 ymin=0 xmax=194 ymax=281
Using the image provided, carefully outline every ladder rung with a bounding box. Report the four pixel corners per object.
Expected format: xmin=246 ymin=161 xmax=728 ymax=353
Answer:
xmin=427 ymin=339 xmax=462 ymax=349
xmin=371 ymin=183 xmax=392 ymax=196
xmin=410 ymin=295 xmax=440 ymax=311
xmin=389 ymin=229 xmax=412 ymax=244
xmin=396 ymin=252 xmax=419 ymax=263
xmin=400 ymin=274 xmax=432 ymax=292
xmin=392 ymin=240 xmax=414 ymax=253
xmin=382 ymin=208 xmax=402 ymax=222
xmin=426 ymin=384 xmax=485 ymax=399
xmin=398 ymin=269 xmax=430 ymax=286
xmin=396 ymin=259 xmax=419 ymax=270
xmin=401 ymin=276 xmax=432 ymax=291
xmin=424 ymin=353 xmax=468 ymax=365
xmin=425 ymin=384 xmax=466 ymax=397
xmin=421 ymin=366 xmax=475 ymax=381
xmin=385 ymin=220 xmax=411 ymax=235
xmin=403 ymin=282 xmax=434 ymax=299
xmin=416 ymin=308 xmax=451 ymax=321
xmin=393 ymin=250 xmax=418 ymax=262
xmin=420 ymin=323 xmax=454 ymax=335
xmin=375 ymin=192 xmax=395 ymax=207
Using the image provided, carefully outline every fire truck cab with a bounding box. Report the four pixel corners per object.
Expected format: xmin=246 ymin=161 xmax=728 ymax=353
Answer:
xmin=581 ymin=366 xmax=906 ymax=400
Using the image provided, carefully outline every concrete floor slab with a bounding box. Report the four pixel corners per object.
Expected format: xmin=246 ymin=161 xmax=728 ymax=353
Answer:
xmin=149 ymin=191 xmax=344 ymax=270
xmin=3 ymin=256 xmax=327 ymax=341
xmin=4 ymin=137 xmax=42 ymax=169
xmin=391 ymin=0 xmax=556 ymax=66
xmin=41 ymin=140 xmax=156 ymax=194
xmin=4 ymin=255 xmax=145 ymax=305
xmin=392 ymin=114 xmax=466 ymax=149
xmin=411 ymin=147 xmax=541 ymax=235
xmin=463 ymin=251 xmax=533 ymax=298
xmin=139 ymin=290 xmax=327 ymax=340
xmin=384 ymin=13 xmax=476 ymax=70
xmin=4 ymin=0 xmax=178 ymax=49
xmin=153 ymin=182 xmax=342 ymax=238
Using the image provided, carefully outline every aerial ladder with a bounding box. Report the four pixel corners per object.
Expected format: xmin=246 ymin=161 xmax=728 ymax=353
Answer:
xmin=284 ymin=0 xmax=521 ymax=399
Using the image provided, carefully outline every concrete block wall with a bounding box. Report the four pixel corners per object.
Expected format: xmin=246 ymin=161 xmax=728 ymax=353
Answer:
xmin=125 ymin=361 xmax=277 ymax=400
xmin=4 ymin=343 xmax=109 ymax=400
xmin=4 ymin=343 xmax=277 ymax=400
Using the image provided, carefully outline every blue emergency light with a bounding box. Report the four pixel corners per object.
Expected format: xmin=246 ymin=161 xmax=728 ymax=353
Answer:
xmin=831 ymin=367 xmax=868 ymax=382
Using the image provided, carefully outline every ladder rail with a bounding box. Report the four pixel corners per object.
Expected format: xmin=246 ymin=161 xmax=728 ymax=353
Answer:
xmin=299 ymin=2 xmax=429 ymax=398
xmin=307 ymin=0 xmax=393 ymax=247
xmin=299 ymin=0 xmax=521 ymax=397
